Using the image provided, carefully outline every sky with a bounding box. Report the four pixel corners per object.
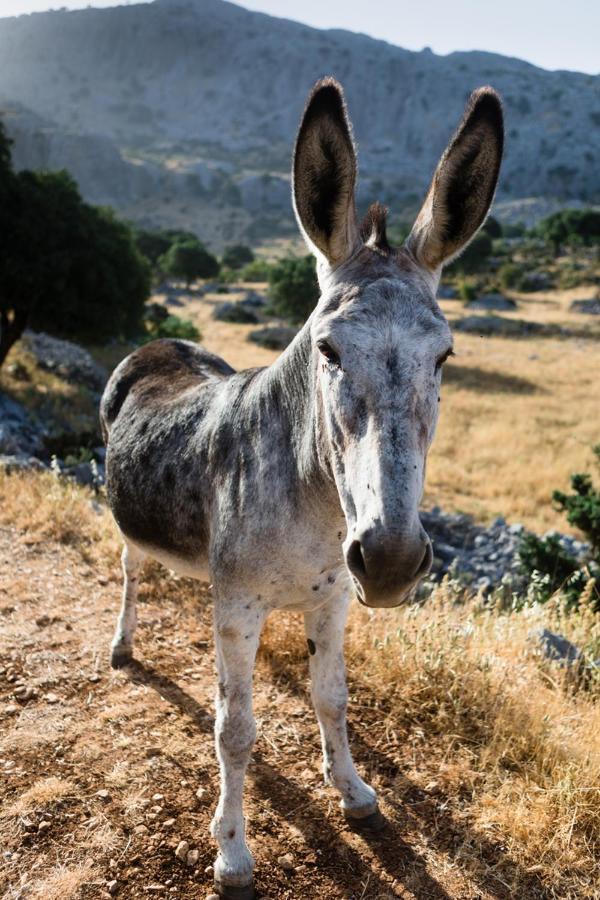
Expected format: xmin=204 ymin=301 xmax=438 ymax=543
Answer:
xmin=1 ymin=0 xmax=598 ymax=76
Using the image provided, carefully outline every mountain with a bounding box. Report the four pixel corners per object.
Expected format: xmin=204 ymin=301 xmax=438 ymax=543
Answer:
xmin=1 ymin=0 xmax=598 ymax=248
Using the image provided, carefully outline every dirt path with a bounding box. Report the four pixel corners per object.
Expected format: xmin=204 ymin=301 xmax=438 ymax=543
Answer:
xmin=0 ymin=527 xmax=544 ymax=899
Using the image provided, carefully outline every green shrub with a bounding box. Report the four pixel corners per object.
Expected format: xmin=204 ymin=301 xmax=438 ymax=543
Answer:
xmin=158 ymin=239 xmax=219 ymax=287
xmin=221 ymin=244 xmax=254 ymax=270
xmin=451 ymin=231 xmax=493 ymax=273
xmin=240 ymin=258 xmax=273 ymax=282
xmin=535 ymin=208 xmax=600 ymax=255
xmin=268 ymin=255 xmax=319 ymax=324
xmin=457 ymin=279 xmax=477 ymax=301
xmin=498 ymin=262 xmax=525 ymax=290
xmin=518 ymin=445 xmax=600 ymax=609
xmin=144 ymin=314 xmax=200 ymax=342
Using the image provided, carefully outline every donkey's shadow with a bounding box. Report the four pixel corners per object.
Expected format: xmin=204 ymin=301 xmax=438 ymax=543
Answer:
xmin=123 ymin=659 xmax=452 ymax=899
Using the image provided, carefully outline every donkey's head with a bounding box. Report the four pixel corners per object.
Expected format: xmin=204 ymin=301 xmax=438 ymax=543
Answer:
xmin=293 ymin=78 xmax=503 ymax=608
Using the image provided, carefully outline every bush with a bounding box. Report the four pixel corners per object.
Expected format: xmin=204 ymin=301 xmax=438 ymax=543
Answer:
xmin=518 ymin=445 xmax=600 ymax=609
xmin=240 ymin=258 xmax=273 ymax=282
xmin=268 ymin=256 xmax=319 ymax=324
xmin=144 ymin=313 xmax=200 ymax=342
xmin=451 ymin=231 xmax=493 ymax=273
xmin=535 ymin=208 xmax=600 ymax=255
xmin=498 ymin=262 xmax=525 ymax=290
xmin=457 ymin=279 xmax=477 ymax=301
xmin=482 ymin=215 xmax=502 ymax=238
xmin=221 ymin=244 xmax=254 ymax=270
xmin=159 ymin=239 xmax=219 ymax=287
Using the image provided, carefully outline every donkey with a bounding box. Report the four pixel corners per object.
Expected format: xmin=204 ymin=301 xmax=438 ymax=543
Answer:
xmin=100 ymin=78 xmax=503 ymax=898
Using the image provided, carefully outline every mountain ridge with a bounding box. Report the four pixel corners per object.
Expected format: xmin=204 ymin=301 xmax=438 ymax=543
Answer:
xmin=1 ymin=0 xmax=598 ymax=246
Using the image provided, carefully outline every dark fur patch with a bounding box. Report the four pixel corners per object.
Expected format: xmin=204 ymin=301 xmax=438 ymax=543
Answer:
xmin=360 ymin=202 xmax=390 ymax=253
xmin=307 ymin=638 xmax=316 ymax=655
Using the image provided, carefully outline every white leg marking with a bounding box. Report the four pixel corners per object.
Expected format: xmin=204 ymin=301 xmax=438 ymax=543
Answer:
xmin=110 ymin=542 xmax=145 ymax=668
xmin=211 ymin=602 xmax=266 ymax=890
xmin=304 ymin=593 xmax=377 ymax=816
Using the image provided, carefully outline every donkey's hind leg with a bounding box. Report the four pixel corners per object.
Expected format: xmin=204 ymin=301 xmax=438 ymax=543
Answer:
xmin=110 ymin=542 xmax=145 ymax=668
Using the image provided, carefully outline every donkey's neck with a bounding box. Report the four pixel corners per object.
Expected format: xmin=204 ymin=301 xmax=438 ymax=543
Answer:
xmin=260 ymin=319 xmax=333 ymax=496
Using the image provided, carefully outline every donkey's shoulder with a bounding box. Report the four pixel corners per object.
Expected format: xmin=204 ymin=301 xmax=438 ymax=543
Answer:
xmin=100 ymin=339 xmax=235 ymax=439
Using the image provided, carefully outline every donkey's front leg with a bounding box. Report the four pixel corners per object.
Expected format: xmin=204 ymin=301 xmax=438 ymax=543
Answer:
xmin=110 ymin=542 xmax=145 ymax=668
xmin=211 ymin=600 xmax=266 ymax=900
xmin=304 ymin=593 xmax=383 ymax=828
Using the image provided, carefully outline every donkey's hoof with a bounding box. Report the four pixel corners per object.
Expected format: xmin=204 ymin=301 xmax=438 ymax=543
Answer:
xmin=344 ymin=805 xmax=387 ymax=832
xmin=214 ymin=880 xmax=255 ymax=900
xmin=110 ymin=646 xmax=133 ymax=669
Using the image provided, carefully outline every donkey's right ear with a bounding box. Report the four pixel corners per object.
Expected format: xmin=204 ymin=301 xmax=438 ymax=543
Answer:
xmin=293 ymin=78 xmax=360 ymax=267
xmin=407 ymin=87 xmax=504 ymax=271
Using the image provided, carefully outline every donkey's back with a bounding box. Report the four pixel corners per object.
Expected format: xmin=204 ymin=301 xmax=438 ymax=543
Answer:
xmin=100 ymin=338 xmax=236 ymax=566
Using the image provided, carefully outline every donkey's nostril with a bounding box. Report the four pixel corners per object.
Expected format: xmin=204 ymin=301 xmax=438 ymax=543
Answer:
xmin=346 ymin=539 xmax=367 ymax=579
xmin=416 ymin=540 xmax=433 ymax=577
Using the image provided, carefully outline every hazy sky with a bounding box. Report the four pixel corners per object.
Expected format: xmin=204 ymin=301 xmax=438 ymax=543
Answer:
xmin=2 ymin=0 xmax=598 ymax=75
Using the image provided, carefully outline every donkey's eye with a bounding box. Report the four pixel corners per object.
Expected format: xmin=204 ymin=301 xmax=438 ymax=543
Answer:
xmin=435 ymin=348 xmax=454 ymax=372
xmin=317 ymin=340 xmax=341 ymax=368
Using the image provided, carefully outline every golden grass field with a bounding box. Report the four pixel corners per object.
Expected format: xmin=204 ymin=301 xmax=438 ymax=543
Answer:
xmin=1 ymin=280 xmax=600 ymax=899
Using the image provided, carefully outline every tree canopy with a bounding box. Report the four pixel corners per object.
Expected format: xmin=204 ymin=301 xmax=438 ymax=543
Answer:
xmin=268 ymin=255 xmax=319 ymax=324
xmin=0 ymin=120 xmax=150 ymax=366
xmin=158 ymin=239 xmax=220 ymax=286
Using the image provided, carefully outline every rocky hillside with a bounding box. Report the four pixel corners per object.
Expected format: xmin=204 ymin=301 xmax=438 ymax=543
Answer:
xmin=0 ymin=0 xmax=598 ymax=246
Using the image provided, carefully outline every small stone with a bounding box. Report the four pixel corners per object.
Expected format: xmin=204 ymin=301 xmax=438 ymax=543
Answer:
xmin=22 ymin=817 xmax=36 ymax=832
xmin=175 ymin=840 xmax=189 ymax=861
xmin=44 ymin=692 xmax=59 ymax=704
xmin=98 ymin=575 xmax=109 ymax=585
xmin=195 ymin=787 xmax=207 ymax=802
xmin=88 ymin=674 xmax=102 ymax=683
xmin=152 ymin=793 xmax=164 ymax=802
xmin=163 ymin=817 xmax=176 ymax=828
xmin=5 ymin=705 xmax=19 ymax=715
xmin=134 ymin=824 xmax=149 ymax=835
xmin=186 ymin=849 xmax=199 ymax=867
xmin=38 ymin=820 xmax=51 ymax=833
xmin=207 ymin=894 xmax=220 ymax=900
xmin=107 ymin=880 xmax=118 ymax=895
xmin=277 ymin=853 xmax=295 ymax=872
xmin=14 ymin=686 xmax=34 ymax=701
xmin=97 ymin=789 xmax=111 ymax=800
xmin=204 ymin=865 xmax=214 ymax=876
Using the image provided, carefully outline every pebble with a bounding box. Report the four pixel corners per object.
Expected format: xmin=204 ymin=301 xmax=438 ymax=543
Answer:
xmin=204 ymin=865 xmax=214 ymax=876
xmin=107 ymin=880 xmax=118 ymax=896
xmin=186 ymin=849 xmax=199 ymax=867
xmin=277 ymin=853 xmax=295 ymax=872
xmin=175 ymin=840 xmax=189 ymax=862
xmin=44 ymin=693 xmax=59 ymax=704
xmin=195 ymin=787 xmax=207 ymax=802
xmin=163 ymin=817 xmax=176 ymax=828
xmin=152 ymin=793 xmax=164 ymax=801
xmin=134 ymin=824 xmax=149 ymax=835
xmin=97 ymin=789 xmax=111 ymax=800
xmin=38 ymin=820 xmax=51 ymax=833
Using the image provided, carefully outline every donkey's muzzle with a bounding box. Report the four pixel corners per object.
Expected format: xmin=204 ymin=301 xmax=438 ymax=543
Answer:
xmin=345 ymin=527 xmax=432 ymax=608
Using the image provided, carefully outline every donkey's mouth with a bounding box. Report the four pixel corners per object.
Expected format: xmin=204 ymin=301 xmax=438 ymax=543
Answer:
xmin=350 ymin=539 xmax=433 ymax=609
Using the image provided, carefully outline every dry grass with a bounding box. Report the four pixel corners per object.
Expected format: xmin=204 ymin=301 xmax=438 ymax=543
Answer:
xmin=260 ymin=583 xmax=600 ymax=898
xmin=3 ymin=777 xmax=74 ymax=818
xmin=1 ymin=282 xmax=600 ymax=898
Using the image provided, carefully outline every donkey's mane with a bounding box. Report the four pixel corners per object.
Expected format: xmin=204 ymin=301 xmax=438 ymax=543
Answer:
xmin=360 ymin=201 xmax=390 ymax=253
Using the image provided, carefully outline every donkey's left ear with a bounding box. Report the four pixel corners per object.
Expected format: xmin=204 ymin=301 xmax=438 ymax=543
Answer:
xmin=293 ymin=78 xmax=360 ymax=267
xmin=407 ymin=87 xmax=504 ymax=271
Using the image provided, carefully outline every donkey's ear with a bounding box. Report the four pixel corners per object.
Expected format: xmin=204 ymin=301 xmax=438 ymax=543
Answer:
xmin=407 ymin=87 xmax=504 ymax=271
xmin=293 ymin=78 xmax=360 ymax=267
